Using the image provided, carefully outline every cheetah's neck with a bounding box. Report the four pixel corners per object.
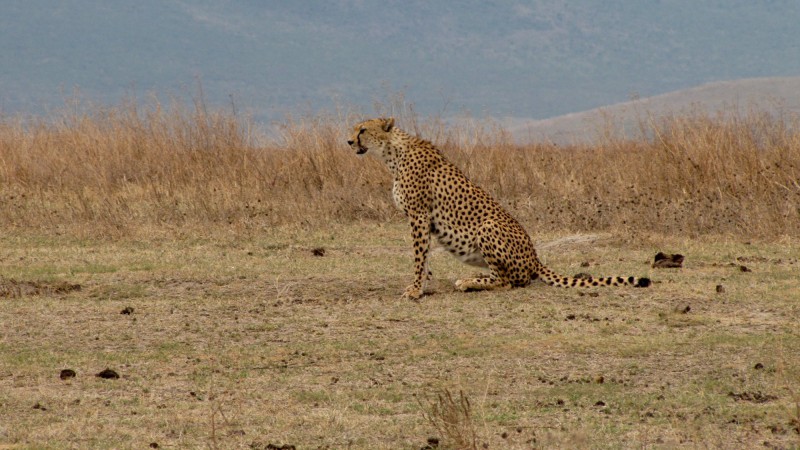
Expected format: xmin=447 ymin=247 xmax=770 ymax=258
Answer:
xmin=381 ymin=128 xmax=440 ymax=177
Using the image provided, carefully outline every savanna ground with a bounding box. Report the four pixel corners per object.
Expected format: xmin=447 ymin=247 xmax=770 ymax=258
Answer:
xmin=1 ymin=98 xmax=799 ymax=449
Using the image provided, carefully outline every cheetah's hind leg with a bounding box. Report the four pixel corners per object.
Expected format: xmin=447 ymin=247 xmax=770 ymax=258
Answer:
xmin=455 ymin=273 xmax=511 ymax=292
xmin=454 ymin=220 xmax=514 ymax=293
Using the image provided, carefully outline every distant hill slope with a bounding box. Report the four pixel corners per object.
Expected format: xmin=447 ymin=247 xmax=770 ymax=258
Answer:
xmin=506 ymin=77 xmax=800 ymax=144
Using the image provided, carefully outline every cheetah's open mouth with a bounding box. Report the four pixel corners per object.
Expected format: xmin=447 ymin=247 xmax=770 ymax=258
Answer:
xmin=353 ymin=129 xmax=367 ymax=154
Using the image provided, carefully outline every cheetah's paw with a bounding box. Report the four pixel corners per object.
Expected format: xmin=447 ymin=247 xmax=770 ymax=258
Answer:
xmin=402 ymin=285 xmax=423 ymax=300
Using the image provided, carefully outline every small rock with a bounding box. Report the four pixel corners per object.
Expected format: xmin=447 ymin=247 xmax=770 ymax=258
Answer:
xmin=60 ymin=369 xmax=76 ymax=380
xmin=149 ymin=443 xmax=159 ymax=449
xmin=120 ymin=306 xmax=134 ymax=315
xmin=96 ymin=368 xmax=120 ymax=379
xmin=594 ymin=375 xmax=605 ymax=384
xmin=420 ymin=437 xmax=440 ymax=449
xmin=566 ymin=314 xmax=576 ymax=320
xmin=653 ymin=252 xmax=684 ymax=268
xmin=739 ymin=265 xmax=751 ymax=272
xmin=311 ymin=247 xmax=325 ymax=257
xmin=754 ymin=363 xmax=764 ymax=370
xmin=595 ymin=400 xmax=606 ymax=406
xmin=770 ymin=424 xmax=786 ymax=435
xmin=716 ymin=285 xmax=725 ymax=293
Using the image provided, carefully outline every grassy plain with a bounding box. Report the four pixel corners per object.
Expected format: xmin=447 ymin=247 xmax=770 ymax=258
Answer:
xmin=1 ymin=225 xmax=799 ymax=449
xmin=1 ymin=101 xmax=799 ymax=448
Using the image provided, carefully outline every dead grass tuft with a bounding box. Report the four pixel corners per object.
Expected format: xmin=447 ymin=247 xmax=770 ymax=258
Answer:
xmin=420 ymin=388 xmax=480 ymax=450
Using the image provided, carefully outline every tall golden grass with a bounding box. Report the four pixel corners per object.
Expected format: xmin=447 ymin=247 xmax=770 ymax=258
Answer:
xmin=1 ymin=98 xmax=798 ymax=238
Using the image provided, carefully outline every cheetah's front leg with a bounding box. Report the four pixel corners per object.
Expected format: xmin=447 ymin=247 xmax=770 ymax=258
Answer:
xmin=402 ymin=214 xmax=431 ymax=300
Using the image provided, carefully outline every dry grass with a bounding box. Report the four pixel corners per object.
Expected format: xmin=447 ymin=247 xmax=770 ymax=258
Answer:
xmin=1 ymin=98 xmax=799 ymax=239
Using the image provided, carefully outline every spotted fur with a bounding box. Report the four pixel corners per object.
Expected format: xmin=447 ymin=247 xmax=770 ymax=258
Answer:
xmin=348 ymin=118 xmax=651 ymax=300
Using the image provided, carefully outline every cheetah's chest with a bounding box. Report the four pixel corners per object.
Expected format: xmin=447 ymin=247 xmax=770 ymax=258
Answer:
xmin=391 ymin=180 xmax=407 ymax=212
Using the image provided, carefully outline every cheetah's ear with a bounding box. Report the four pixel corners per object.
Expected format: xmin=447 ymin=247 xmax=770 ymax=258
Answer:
xmin=382 ymin=117 xmax=395 ymax=132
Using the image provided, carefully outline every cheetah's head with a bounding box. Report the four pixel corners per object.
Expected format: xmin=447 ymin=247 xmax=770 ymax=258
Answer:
xmin=347 ymin=117 xmax=394 ymax=155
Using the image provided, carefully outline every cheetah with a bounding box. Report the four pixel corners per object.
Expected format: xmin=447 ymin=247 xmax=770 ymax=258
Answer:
xmin=347 ymin=117 xmax=651 ymax=300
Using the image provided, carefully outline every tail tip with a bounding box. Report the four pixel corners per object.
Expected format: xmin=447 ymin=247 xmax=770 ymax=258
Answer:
xmin=635 ymin=277 xmax=652 ymax=288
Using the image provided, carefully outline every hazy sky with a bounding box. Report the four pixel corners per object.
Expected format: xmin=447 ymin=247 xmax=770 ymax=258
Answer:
xmin=2 ymin=1 xmax=800 ymax=122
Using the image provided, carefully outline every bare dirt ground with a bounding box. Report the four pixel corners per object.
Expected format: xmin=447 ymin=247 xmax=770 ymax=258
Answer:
xmin=1 ymin=224 xmax=799 ymax=449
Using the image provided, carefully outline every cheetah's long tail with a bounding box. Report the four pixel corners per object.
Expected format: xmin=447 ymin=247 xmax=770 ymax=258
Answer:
xmin=534 ymin=266 xmax=651 ymax=288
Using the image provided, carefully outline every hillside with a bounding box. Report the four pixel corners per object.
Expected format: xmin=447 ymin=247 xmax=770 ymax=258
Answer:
xmin=506 ymin=77 xmax=800 ymax=144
